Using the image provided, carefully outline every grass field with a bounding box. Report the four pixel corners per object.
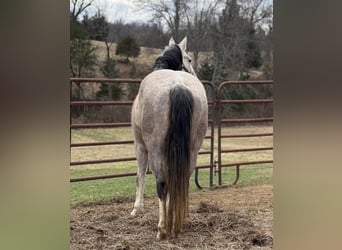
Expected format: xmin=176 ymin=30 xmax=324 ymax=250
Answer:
xmin=70 ymin=125 xmax=273 ymax=207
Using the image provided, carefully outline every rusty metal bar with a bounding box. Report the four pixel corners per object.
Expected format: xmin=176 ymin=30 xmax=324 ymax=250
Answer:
xmin=70 ymin=101 xmax=134 ymax=106
xmin=209 ymin=115 xmax=215 ymax=187
xmin=70 ymin=172 xmax=137 ymax=182
xmin=195 ymin=165 xmax=212 ymax=169
xmin=221 ymin=133 xmax=273 ymax=138
xmin=220 ymin=118 xmax=273 ymax=123
xmin=194 ymin=81 xmax=216 ymax=188
xmin=70 ymin=78 xmax=212 ymax=85
xmin=70 ymin=78 xmax=142 ymax=83
xmin=72 ymin=147 xmax=211 ymax=167
xmin=72 ymin=137 xmax=211 ymax=147
xmin=205 ymin=81 xmax=216 ymax=188
xmin=70 ymin=157 xmax=136 ymax=166
xmin=71 ymin=123 xmax=131 ymax=129
xmin=220 ymin=99 xmax=273 ymax=104
xmin=71 ymin=137 xmax=212 ymax=148
xmin=218 ymin=80 xmax=273 ymax=89
xmin=70 ymin=170 xmax=153 ymax=182
xmin=198 ymin=150 xmax=211 ymax=155
xmin=220 ymin=160 xmax=273 ymax=168
xmin=221 ymin=147 xmax=273 ymax=153
xmin=71 ymin=140 xmax=134 ymax=147
xmin=69 ymin=77 xmax=72 ymax=160
xmin=70 ymin=165 xmax=212 ymax=183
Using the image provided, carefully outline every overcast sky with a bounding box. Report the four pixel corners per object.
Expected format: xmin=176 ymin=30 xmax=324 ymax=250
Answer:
xmin=77 ymin=0 xmax=272 ymax=27
xmin=78 ymin=0 xmax=150 ymax=23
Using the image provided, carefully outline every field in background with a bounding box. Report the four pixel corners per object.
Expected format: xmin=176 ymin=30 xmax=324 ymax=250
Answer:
xmin=90 ymin=40 xmax=263 ymax=79
xmin=90 ymin=40 xmax=213 ymax=78
xmin=70 ymin=125 xmax=273 ymax=207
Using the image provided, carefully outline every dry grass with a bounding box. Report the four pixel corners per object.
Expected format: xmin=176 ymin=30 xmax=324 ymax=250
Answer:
xmin=70 ymin=184 xmax=273 ymax=249
xmin=91 ymin=40 xmax=212 ymax=70
xmin=70 ymin=126 xmax=273 ymax=248
xmin=90 ymin=39 xmax=264 ymax=82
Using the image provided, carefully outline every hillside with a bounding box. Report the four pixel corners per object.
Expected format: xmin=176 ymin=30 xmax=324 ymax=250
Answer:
xmin=72 ymin=41 xmax=268 ymax=124
xmin=90 ymin=40 xmax=213 ymax=79
xmin=73 ymin=40 xmax=264 ymax=103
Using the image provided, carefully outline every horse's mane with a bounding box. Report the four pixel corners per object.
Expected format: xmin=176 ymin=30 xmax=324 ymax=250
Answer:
xmin=153 ymin=45 xmax=182 ymax=71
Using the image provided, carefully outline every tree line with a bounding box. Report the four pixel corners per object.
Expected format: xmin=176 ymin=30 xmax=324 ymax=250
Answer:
xmin=70 ymin=0 xmax=272 ymax=80
xmin=70 ymin=0 xmax=273 ymax=120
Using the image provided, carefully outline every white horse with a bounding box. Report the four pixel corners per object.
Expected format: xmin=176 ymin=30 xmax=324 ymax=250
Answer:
xmin=130 ymin=37 xmax=208 ymax=239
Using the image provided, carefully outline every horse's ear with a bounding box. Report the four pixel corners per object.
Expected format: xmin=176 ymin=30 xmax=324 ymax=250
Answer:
xmin=178 ymin=36 xmax=187 ymax=51
xmin=169 ymin=37 xmax=176 ymax=46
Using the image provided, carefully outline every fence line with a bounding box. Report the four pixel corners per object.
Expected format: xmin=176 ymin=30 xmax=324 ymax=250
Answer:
xmin=70 ymin=78 xmax=273 ymax=188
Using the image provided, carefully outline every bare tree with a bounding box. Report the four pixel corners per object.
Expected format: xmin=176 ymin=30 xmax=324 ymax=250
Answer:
xmin=185 ymin=0 xmax=223 ymax=72
xmin=211 ymin=0 xmax=272 ymax=83
xmin=134 ymin=0 xmax=189 ymax=41
xmin=239 ymin=0 xmax=272 ymax=25
xmin=70 ymin=0 xmax=95 ymax=20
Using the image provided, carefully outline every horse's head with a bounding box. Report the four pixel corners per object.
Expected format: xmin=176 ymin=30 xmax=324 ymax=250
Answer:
xmin=168 ymin=37 xmax=197 ymax=77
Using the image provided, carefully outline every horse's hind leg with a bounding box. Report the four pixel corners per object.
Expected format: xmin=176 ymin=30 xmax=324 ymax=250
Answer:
xmin=157 ymin=197 xmax=167 ymax=240
xmin=131 ymin=141 xmax=148 ymax=216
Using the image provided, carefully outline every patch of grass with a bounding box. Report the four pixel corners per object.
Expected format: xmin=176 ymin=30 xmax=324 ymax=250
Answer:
xmin=70 ymin=164 xmax=272 ymax=207
xmin=70 ymin=125 xmax=273 ymax=207
xmin=219 ymin=164 xmax=273 ymax=187
xmin=70 ymin=175 xmax=155 ymax=207
xmin=72 ymin=127 xmax=133 ymax=143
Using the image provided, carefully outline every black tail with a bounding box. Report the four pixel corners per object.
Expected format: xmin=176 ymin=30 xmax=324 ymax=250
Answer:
xmin=165 ymin=86 xmax=193 ymax=236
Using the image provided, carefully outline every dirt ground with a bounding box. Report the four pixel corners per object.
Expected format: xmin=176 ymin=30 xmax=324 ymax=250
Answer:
xmin=70 ymin=184 xmax=273 ymax=249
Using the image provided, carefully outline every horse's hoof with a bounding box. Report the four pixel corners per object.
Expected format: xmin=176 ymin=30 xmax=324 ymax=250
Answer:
xmin=157 ymin=231 xmax=167 ymax=240
xmin=130 ymin=209 xmax=138 ymax=217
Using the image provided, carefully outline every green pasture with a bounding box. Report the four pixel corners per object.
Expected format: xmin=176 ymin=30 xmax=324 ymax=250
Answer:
xmin=70 ymin=126 xmax=273 ymax=207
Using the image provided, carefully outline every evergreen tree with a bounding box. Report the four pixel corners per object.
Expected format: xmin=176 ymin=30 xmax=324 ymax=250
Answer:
xmin=244 ymin=26 xmax=263 ymax=69
xmin=70 ymin=39 xmax=97 ymax=78
xmin=82 ymin=11 xmax=109 ymax=41
xmin=116 ymin=35 xmax=140 ymax=62
xmin=69 ymin=11 xmax=97 ymax=78
xmin=70 ymin=14 xmax=88 ymax=40
xmin=198 ymin=57 xmax=214 ymax=81
xmin=97 ymin=58 xmax=123 ymax=100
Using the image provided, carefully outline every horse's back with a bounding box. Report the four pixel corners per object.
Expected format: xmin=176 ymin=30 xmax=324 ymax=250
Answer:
xmin=138 ymin=70 xmax=207 ymax=108
xmin=132 ymin=69 xmax=208 ymax=150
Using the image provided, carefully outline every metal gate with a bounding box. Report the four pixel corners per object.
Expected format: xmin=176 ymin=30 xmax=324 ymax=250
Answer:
xmin=70 ymin=78 xmax=273 ymax=188
xmin=216 ymin=80 xmax=274 ymax=186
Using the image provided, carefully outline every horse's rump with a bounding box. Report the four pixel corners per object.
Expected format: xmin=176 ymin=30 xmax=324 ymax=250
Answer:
xmin=135 ymin=70 xmax=207 ymax=149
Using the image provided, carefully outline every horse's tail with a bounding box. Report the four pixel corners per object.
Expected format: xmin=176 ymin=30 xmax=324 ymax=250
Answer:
xmin=165 ymin=85 xmax=193 ymax=236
